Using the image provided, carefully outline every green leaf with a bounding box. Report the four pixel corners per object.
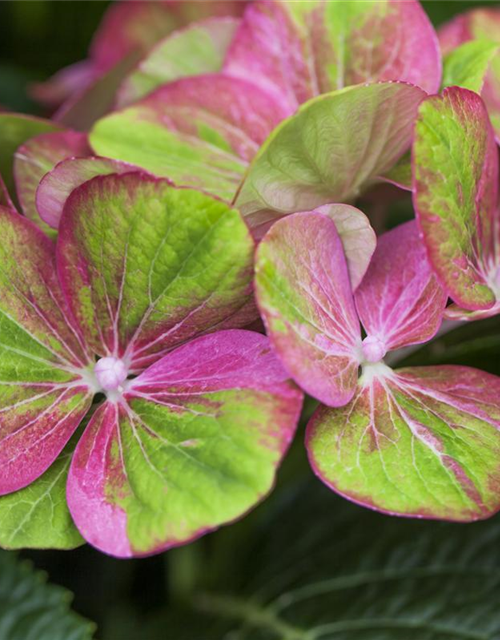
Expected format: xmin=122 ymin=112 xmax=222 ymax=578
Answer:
xmin=0 ymin=552 xmax=95 ymax=640
xmin=192 ymin=478 xmax=500 ymax=639
xmin=442 ymin=39 xmax=499 ymax=93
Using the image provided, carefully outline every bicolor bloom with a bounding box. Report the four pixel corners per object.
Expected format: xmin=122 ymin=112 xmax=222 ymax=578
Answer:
xmin=256 ymin=212 xmax=500 ymax=522
xmin=0 ymin=172 xmax=303 ymax=557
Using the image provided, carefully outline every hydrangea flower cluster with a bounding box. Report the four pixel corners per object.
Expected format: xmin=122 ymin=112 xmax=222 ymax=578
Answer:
xmin=1 ymin=0 xmax=500 ymax=557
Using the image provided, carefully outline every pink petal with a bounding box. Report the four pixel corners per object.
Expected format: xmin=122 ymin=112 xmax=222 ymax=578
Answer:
xmin=355 ymin=221 xmax=447 ymax=352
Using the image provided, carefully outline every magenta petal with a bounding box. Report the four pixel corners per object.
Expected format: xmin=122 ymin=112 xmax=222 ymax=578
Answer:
xmin=355 ymin=221 xmax=447 ymax=352
xmin=68 ymin=331 xmax=303 ymax=557
xmin=37 ymin=157 xmax=139 ymax=229
xmin=255 ymin=212 xmax=360 ymax=407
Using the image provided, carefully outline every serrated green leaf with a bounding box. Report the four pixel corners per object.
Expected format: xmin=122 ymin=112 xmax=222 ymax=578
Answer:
xmin=0 ymin=552 xmax=95 ymax=640
xmin=193 ymin=479 xmax=500 ymax=639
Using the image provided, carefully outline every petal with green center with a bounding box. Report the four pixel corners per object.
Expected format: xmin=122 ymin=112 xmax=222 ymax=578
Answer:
xmin=13 ymin=130 xmax=89 ymax=236
xmin=57 ymin=173 xmax=255 ymax=369
xmin=117 ymin=17 xmax=240 ymax=107
xmin=237 ymin=82 xmax=426 ymax=225
xmin=67 ymin=330 xmax=303 ymax=557
xmin=255 ymin=212 xmax=360 ymax=407
xmin=224 ymin=0 xmax=440 ymax=111
xmin=0 ymin=206 xmax=92 ymax=495
xmin=355 ymin=221 xmax=447 ymax=351
xmin=307 ymin=365 xmax=500 ymax=521
xmin=90 ymin=75 xmax=288 ymax=201
xmin=413 ymin=86 xmax=499 ymax=311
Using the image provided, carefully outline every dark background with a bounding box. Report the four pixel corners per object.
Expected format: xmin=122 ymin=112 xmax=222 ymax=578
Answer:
xmin=0 ymin=2 xmax=498 ymax=638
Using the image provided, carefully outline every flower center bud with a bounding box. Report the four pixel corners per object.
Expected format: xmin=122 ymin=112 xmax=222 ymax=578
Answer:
xmin=361 ymin=336 xmax=387 ymax=364
xmin=94 ymin=357 xmax=128 ymax=392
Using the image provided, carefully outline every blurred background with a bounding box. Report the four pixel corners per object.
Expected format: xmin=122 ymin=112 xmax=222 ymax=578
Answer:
xmin=0 ymin=1 xmax=486 ymax=115
xmin=1 ymin=2 xmax=499 ymax=639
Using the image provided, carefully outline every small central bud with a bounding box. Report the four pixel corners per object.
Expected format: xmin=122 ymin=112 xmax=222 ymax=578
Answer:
xmin=361 ymin=336 xmax=387 ymax=364
xmin=94 ymin=357 xmax=128 ymax=392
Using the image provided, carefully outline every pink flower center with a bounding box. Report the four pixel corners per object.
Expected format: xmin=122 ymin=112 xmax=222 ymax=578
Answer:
xmin=94 ymin=357 xmax=128 ymax=392
xmin=361 ymin=336 xmax=387 ymax=364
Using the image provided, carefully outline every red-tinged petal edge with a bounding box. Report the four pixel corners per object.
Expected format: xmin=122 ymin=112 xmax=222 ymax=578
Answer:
xmin=307 ymin=365 xmax=500 ymax=522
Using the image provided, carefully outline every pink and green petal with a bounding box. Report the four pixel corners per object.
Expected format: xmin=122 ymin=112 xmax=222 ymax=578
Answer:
xmin=224 ymin=0 xmax=440 ymax=111
xmin=255 ymin=212 xmax=360 ymax=407
xmin=307 ymin=365 xmax=500 ymax=522
xmin=413 ymin=87 xmax=499 ymax=311
xmin=37 ymin=157 xmax=140 ymax=229
xmin=117 ymin=17 xmax=240 ymax=107
xmin=57 ymin=173 xmax=254 ymax=368
xmin=13 ymin=130 xmax=89 ymax=236
xmin=90 ymin=74 xmax=288 ymax=201
xmin=67 ymin=330 xmax=303 ymax=557
xmin=238 ymin=82 xmax=426 ymax=224
xmin=355 ymin=221 xmax=447 ymax=352
xmin=0 ymin=113 xmax=62 ymax=200
xmin=0 ymin=206 xmax=93 ymax=495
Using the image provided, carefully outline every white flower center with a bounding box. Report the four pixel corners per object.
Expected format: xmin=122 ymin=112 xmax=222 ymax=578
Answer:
xmin=94 ymin=357 xmax=128 ymax=392
xmin=361 ymin=335 xmax=387 ymax=364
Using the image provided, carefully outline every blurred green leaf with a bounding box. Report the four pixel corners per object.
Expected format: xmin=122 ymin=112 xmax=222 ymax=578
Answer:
xmin=193 ymin=479 xmax=500 ymax=639
xmin=0 ymin=551 xmax=95 ymax=640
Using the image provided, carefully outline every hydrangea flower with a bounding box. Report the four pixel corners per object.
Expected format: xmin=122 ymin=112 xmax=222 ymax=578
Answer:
xmin=0 ymin=172 xmax=302 ymax=556
xmin=255 ymin=212 xmax=500 ymax=521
